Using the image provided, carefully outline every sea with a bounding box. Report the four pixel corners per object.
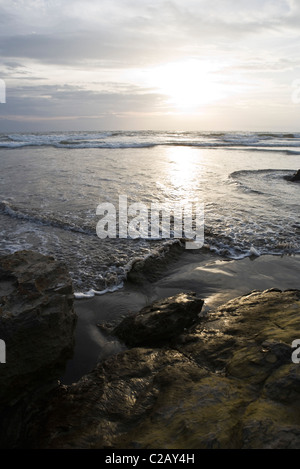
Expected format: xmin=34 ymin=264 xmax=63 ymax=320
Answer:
xmin=0 ymin=130 xmax=299 ymax=298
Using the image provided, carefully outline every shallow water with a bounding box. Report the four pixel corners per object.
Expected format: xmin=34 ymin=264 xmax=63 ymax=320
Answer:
xmin=0 ymin=131 xmax=299 ymax=295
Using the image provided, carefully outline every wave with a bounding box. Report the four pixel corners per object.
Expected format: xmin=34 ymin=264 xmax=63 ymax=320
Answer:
xmin=74 ymin=282 xmax=124 ymax=299
xmin=0 ymin=135 xmax=14 ymax=142
xmin=74 ymin=239 xmax=186 ymax=299
xmin=228 ymin=168 xmax=300 ymax=199
xmin=0 ymin=141 xmax=157 ymax=149
xmin=1 ymin=131 xmax=300 ymax=150
xmin=229 ymin=168 xmax=294 ymax=179
xmin=1 ymin=141 xmax=299 ymax=150
xmin=0 ymin=200 xmax=95 ymax=235
xmin=73 ymin=230 xmax=300 ymax=298
xmin=229 ymin=168 xmax=295 ymax=183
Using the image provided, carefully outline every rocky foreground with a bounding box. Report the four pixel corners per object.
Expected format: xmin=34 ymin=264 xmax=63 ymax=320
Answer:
xmin=0 ymin=251 xmax=299 ymax=449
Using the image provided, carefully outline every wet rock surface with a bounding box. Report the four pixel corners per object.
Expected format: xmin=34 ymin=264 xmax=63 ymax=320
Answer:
xmin=35 ymin=288 xmax=300 ymax=449
xmin=112 ymin=292 xmax=204 ymax=347
xmin=0 ymin=251 xmax=77 ymax=448
xmin=0 ymin=252 xmax=299 ymax=449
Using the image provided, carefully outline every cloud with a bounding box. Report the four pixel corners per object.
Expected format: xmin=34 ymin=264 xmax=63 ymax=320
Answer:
xmin=0 ymin=0 xmax=297 ymax=68
xmin=0 ymin=0 xmax=299 ymax=131
xmin=2 ymin=83 xmax=167 ymax=120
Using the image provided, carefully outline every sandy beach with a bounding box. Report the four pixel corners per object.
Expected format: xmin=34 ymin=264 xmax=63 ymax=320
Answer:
xmin=62 ymin=252 xmax=300 ymax=384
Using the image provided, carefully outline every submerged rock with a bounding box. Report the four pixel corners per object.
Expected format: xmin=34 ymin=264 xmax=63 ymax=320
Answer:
xmin=0 ymin=250 xmax=77 ymax=448
xmin=34 ymin=288 xmax=300 ymax=449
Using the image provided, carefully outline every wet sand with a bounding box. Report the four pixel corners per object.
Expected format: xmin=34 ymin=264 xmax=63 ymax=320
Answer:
xmin=62 ymin=252 xmax=300 ymax=384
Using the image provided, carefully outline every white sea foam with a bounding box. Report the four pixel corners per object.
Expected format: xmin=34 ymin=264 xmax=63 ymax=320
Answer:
xmin=0 ymin=130 xmax=300 ymax=150
xmin=249 ymin=246 xmax=261 ymax=257
xmin=74 ymin=282 xmax=124 ymax=299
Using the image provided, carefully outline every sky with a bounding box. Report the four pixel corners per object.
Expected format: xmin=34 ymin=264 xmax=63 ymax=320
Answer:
xmin=0 ymin=0 xmax=300 ymax=132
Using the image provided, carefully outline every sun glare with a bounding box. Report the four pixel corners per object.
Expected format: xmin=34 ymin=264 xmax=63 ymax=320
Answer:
xmin=164 ymin=147 xmax=204 ymax=201
xmin=146 ymin=60 xmax=227 ymax=111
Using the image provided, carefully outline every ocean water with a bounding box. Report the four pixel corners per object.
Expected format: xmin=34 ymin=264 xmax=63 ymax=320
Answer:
xmin=0 ymin=130 xmax=299 ymax=297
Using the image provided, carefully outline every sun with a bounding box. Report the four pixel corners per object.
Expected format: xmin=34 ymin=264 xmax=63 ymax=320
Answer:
xmin=146 ymin=59 xmax=227 ymax=111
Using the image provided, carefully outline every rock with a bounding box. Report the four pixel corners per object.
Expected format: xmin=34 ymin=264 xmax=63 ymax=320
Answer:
xmin=0 ymin=250 xmax=77 ymax=448
xmin=112 ymin=292 xmax=204 ymax=347
xmin=33 ymin=288 xmax=300 ymax=449
xmin=285 ymin=169 xmax=300 ymax=182
xmin=126 ymin=241 xmax=184 ymax=284
xmin=1 ymin=256 xmax=299 ymax=450
xmin=32 ymin=347 xmax=209 ymax=449
xmin=291 ymin=169 xmax=300 ymax=182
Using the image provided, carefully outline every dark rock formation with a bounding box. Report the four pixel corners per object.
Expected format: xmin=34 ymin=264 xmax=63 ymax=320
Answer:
xmin=34 ymin=288 xmax=300 ymax=449
xmin=0 ymin=250 xmax=77 ymax=448
xmin=126 ymin=241 xmax=184 ymax=284
xmin=112 ymin=292 xmax=204 ymax=347
xmin=285 ymin=169 xmax=300 ymax=182
xmin=291 ymin=169 xmax=300 ymax=182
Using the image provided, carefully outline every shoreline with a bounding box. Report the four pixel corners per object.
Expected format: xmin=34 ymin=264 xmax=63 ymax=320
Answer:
xmin=62 ymin=251 xmax=300 ymax=384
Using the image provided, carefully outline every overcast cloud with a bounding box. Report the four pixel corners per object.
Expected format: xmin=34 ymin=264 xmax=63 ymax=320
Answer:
xmin=0 ymin=0 xmax=299 ymax=131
